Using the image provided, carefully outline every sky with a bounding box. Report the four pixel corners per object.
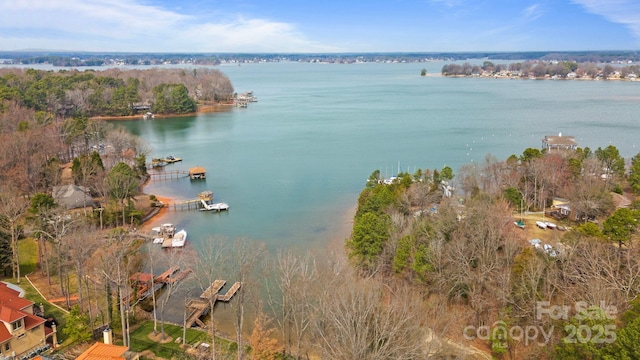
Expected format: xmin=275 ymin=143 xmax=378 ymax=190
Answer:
xmin=0 ymin=0 xmax=639 ymax=53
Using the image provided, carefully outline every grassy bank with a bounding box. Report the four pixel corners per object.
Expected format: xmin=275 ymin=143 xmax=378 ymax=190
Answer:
xmin=128 ymin=321 xmax=237 ymax=359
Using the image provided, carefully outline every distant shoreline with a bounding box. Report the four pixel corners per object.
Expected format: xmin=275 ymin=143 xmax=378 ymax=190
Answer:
xmin=440 ymin=74 xmax=637 ymax=81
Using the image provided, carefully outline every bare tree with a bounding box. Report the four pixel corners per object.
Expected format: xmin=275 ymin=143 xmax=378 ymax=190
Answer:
xmin=0 ymin=186 xmax=28 ymax=282
xmin=156 ymin=247 xmax=193 ymax=341
xmin=266 ymin=249 xmax=319 ymax=358
xmin=66 ymin=221 xmax=100 ymax=312
xmin=312 ymin=275 xmax=427 ymax=359
xmin=228 ymin=238 xmax=266 ymax=360
xmin=98 ymin=228 xmax=141 ymax=347
xmin=440 ymin=197 xmax=519 ymax=326
xmin=195 ymin=236 xmax=228 ymax=360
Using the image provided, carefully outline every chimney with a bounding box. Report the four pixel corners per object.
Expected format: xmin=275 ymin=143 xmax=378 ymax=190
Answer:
xmin=104 ymin=327 xmax=113 ymax=345
xmin=51 ymin=324 xmax=57 ymax=349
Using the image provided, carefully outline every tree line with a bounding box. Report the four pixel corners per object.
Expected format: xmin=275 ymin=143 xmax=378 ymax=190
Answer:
xmin=0 ymin=67 xmax=234 ymax=118
xmin=348 ymin=143 xmax=640 ymax=359
xmin=442 ymin=60 xmax=640 ymax=79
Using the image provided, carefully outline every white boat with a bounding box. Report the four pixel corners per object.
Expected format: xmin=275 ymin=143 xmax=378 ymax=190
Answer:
xmin=544 ymin=221 xmax=557 ymax=229
xmin=172 ymin=229 xmax=187 ymax=247
xmin=200 ymin=199 xmax=230 ymax=211
xmin=536 ymin=221 xmax=547 ymax=229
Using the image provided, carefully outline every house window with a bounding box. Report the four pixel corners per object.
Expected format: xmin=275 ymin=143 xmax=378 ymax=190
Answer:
xmin=12 ymin=320 xmax=22 ymax=330
xmin=4 ymin=342 xmax=9 ymax=352
xmin=17 ymin=334 xmax=25 ymax=340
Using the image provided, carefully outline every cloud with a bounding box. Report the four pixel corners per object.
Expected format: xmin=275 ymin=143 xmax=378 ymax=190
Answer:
xmin=429 ymin=0 xmax=464 ymax=8
xmin=0 ymin=0 xmax=336 ymax=52
xmin=571 ymin=0 xmax=640 ymax=39
xmin=522 ymin=4 xmax=544 ymax=22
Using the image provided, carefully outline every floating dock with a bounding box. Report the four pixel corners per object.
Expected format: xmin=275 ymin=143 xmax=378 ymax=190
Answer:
xmin=185 ymin=280 xmax=242 ymax=328
xmin=151 ymin=156 xmax=183 ymax=167
xmin=217 ymin=282 xmax=241 ymax=302
xmin=201 ymin=280 xmax=226 ymax=300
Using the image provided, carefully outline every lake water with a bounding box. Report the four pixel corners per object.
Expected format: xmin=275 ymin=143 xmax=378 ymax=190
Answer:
xmin=114 ymin=61 xmax=640 ymax=255
xmin=102 ymin=60 xmax=640 ymax=331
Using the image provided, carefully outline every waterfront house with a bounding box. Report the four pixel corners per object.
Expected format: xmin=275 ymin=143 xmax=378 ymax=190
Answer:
xmin=0 ymin=282 xmax=56 ymax=359
xmin=52 ymin=184 xmax=94 ymax=210
xmin=541 ymin=133 xmax=577 ymax=152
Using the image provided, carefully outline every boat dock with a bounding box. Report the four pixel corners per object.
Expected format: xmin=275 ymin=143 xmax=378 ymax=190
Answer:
xmin=148 ymin=170 xmax=190 ymax=180
xmin=217 ymin=281 xmax=241 ymax=302
xmin=165 ymin=268 xmax=192 ymax=284
xmin=189 ymin=166 xmax=206 ymax=180
xmin=185 ymin=299 xmax=209 ymax=328
xmin=127 ymin=266 xmax=191 ymax=304
xmin=152 ymin=191 xmax=229 ymax=212
xmin=201 ymin=280 xmax=226 ymax=300
xmin=151 ymin=156 xmax=182 ymax=167
xmin=155 ymin=266 xmax=180 ymax=283
xmin=184 ymin=280 xmax=242 ymax=328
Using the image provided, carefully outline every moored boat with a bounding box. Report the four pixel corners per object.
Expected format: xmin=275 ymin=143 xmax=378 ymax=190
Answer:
xmin=171 ymin=229 xmax=187 ymax=248
xmin=200 ymin=199 xmax=230 ymax=211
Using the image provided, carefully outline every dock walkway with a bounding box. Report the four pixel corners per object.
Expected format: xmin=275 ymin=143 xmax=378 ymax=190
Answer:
xmin=148 ymin=170 xmax=190 ymax=180
xmin=166 ymin=268 xmax=192 ymax=284
xmin=155 ymin=266 xmax=180 ymax=283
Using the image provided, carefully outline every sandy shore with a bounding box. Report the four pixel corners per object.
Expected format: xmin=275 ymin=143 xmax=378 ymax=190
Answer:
xmin=139 ymin=195 xmax=172 ymax=231
xmin=325 ymin=204 xmax=356 ymax=260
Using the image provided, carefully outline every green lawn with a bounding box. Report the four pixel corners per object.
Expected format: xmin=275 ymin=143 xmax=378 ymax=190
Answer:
xmin=129 ymin=321 xmax=237 ymax=359
xmin=18 ymin=237 xmax=38 ymax=275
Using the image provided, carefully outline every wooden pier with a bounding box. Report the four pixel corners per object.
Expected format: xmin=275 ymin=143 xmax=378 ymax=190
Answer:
xmin=126 ymin=266 xmax=191 ymax=304
xmin=201 ymin=280 xmax=226 ymax=300
xmin=217 ymin=282 xmax=241 ymax=302
xmin=184 ymin=280 xmax=242 ymax=328
xmin=165 ymin=268 xmax=192 ymax=285
xmin=155 ymin=266 xmax=180 ymax=283
xmin=148 ymin=170 xmax=190 ymax=180
xmin=159 ymin=190 xmax=225 ymax=211
xmin=185 ymin=299 xmax=209 ymax=328
xmin=151 ymin=156 xmax=183 ymax=167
